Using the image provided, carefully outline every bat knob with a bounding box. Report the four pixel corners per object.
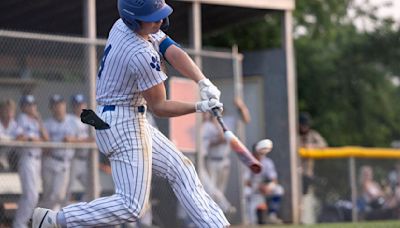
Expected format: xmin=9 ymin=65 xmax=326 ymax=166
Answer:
xmin=250 ymin=164 xmax=262 ymax=174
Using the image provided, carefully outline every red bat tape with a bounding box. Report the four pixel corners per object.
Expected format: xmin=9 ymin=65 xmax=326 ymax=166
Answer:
xmin=212 ymin=108 xmax=262 ymax=173
xmin=224 ymin=131 xmax=262 ymax=174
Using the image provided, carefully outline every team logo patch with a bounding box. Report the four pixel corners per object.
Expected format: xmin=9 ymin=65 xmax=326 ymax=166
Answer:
xmin=150 ymin=56 xmax=161 ymax=71
xmin=154 ymin=0 xmax=164 ymax=9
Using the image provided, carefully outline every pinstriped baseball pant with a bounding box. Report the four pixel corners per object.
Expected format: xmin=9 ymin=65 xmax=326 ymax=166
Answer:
xmin=62 ymin=105 xmax=229 ymax=227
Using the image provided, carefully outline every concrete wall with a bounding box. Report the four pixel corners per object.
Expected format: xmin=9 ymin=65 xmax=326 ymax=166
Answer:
xmin=243 ymin=49 xmax=295 ymax=222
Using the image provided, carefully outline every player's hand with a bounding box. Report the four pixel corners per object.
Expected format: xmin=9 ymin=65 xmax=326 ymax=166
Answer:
xmin=195 ymin=99 xmax=223 ymax=113
xmin=198 ymin=78 xmax=221 ymax=101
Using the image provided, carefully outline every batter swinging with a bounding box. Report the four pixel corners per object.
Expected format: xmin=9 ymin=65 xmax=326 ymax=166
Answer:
xmin=32 ymin=0 xmax=229 ymax=227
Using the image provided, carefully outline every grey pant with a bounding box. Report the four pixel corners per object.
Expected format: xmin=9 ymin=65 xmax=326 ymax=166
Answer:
xmin=13 ymin=154 xmax=41 ymax=228
xmin=206 ymin=158 xmax=230 ymax=193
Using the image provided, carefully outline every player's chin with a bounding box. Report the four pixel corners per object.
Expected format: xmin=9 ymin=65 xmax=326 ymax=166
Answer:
xmin=151 ymin=28 xmax=161 ymax=34
xmin=151 ymin=26 xmax=160 ymax=33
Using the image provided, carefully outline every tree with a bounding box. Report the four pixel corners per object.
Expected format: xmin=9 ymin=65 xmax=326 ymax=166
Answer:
xmin=204 ymin=0 xmax=400 ymax=147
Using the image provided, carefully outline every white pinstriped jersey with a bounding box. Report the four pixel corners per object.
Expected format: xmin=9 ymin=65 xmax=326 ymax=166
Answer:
xmin=44 ymin=117 xmax=76 ymax=160
xmin=96 ymin=19 xmax=167 ymax=106
xmin=0 ymin=119 xmax=22 ymax=140
xmin=62 ymin=18 xmax=229 ymax=227
xmin=17 ymin=113 xmax=42 ymax=156
xmin=67 ymin=114 xmax=90 ymax=158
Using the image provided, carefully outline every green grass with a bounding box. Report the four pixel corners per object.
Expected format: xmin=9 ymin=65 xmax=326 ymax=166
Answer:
xmin=233 ymin=220 xmax=400 ymax=228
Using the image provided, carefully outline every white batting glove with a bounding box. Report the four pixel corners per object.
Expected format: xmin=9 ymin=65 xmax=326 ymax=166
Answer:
xmin=195 ymin=99 xmax=223 ymax=113
xmin=198 ymin=78 xmax=221 ymax=101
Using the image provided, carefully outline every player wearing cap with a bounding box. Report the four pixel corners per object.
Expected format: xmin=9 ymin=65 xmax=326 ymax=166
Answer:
xmin=13 ymin=95 xmax=49 ymax=228
xmin=0 ymin=99 xmax=23 ymax=171
xmin=65 ymin=94 xmax=94 ymax=203
xmin=31 ymin=0 xmax=227 ymax=227
xmin=40 ymin=94 xmax=77 ymax=211
xmin=245 ymin=139 xmax=284 ymax=225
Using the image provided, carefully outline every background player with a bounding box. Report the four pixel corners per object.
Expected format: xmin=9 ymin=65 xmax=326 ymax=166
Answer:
xmin=40 ymin=94 xmax=76 ymax=211
xmin=298 ymin=112 xmax=327 ymax=224
xmin=0 ymin=99 xmax=23 ymax=172
xmin=202 ymin=97 xmax=251 ymax=212
xmin=13 ymin=95 xmax=48 ymax=228
xmin=32 ymin=0 xmax=229 ymax=227
xmin=201 ymin=111 xmax=236 ymax=213
xmin=245 ymin=139 xmax=284 ymax=225
xmin=66 ymin=94 xmax=94 ymax=202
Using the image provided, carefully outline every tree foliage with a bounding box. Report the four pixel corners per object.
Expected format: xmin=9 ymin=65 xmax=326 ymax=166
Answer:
xmin=204 ymin=0 xmax=400 ymax=147
xmin=295 ymin=0 xmax=400 ymax=146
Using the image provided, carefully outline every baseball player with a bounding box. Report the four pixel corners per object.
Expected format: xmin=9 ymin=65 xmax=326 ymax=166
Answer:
xmin=245 ymin=139 xmax=284 ymax=224
xmin=32 ymin=0 xmax=229 ymax=227
xmin=201 ymin=112 xmax=236 ymax=213
xmin=40 ymin=94 xmax=77 ymax=211
xmin=13 ymin=95 xmax=49 ymax=228
xmin=298 ymin=112 xmax=327 ymax=224
xmin=202 ymin=97 xmax=250 ymax=192
xmin=65 ymin=94 xmax=94 ymax=202
xmin=0 ymin=99 xmax=23 ymax=171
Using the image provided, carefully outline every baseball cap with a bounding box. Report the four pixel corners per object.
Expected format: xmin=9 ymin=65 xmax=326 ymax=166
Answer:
xmin=71 ymin=94 xmax=86 ymax=104
xmin=19 ymin=95 xmax=36 ymax=106
xmin=299 ymin=112 xmax=312 ymax=126
xmin=49 ymin=94 xmax=65 ymax=105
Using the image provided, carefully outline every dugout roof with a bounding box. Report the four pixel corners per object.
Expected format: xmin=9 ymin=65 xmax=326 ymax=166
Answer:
xmin=0 ymin=0 xmax=294 ymax=43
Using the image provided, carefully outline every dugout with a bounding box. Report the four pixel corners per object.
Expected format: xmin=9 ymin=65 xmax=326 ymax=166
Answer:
xmin=0 ymin=0 xmax=298 ymax=226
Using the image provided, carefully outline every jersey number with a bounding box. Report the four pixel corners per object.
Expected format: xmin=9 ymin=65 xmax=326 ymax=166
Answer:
xmin=97 ymin=44 xmax=112 ymax=78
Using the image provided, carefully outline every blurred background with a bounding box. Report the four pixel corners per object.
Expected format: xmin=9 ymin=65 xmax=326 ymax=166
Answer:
xmin=0 ymin=0 xmax=399 ymax=227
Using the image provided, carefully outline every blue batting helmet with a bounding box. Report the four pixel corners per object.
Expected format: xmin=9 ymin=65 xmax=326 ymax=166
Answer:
xmin=118 ymin=0 xmax=173 ymax=31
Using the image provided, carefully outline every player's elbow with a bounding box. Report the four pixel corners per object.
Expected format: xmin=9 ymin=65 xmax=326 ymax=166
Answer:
xmin=150 ymin=109 xmax=164 ymax=118
xmin=148 ymin=103 xmax=167 ymax=118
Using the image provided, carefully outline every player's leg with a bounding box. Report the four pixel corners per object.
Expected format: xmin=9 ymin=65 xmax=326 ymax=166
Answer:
xmin=199 ymin=168 xmax=234 ymax=214
xmin=51 ymin=166 xmax=71 ymax=210
xmin=207 ymin=159 xmax=230 ymax=193
xmin=40 ymin=161 xmax=69 ymax=210
xmin=40 ymin=158 xmax=55 ymax=209
xmin=150 ymin=125 xmax=230 ymax=228
xmin=65 ymin=157 xmax=78 ymax=203
xmin=76 ymin=159 xmax=91 ymax=201
xmin=217 ymin=159 xmax=230 ymax=193
xmin=60 ymin=109 xmax=152 ymax=226
xmin=13 ymin=155 xmax=40 ymax=228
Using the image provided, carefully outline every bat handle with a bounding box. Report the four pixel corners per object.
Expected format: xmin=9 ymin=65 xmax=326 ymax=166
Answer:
xmin=211 ymin=108 xmax=228 ymax=132
xmin=212 ymin=107 xmax=222 ymax=118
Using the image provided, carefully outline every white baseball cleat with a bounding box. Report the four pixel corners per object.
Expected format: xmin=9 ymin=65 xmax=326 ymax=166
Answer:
xmin=31 ymin=207 xmax=60 ymax=228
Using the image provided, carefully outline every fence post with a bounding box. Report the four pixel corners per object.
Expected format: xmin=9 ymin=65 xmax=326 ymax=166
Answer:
xmin=84 ymin=0 xmax=100 ymax=200
xmin=349 ymin=156 xmax=358 ymax=222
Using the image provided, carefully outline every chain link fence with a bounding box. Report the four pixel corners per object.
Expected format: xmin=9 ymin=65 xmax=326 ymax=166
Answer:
xmin=0 ymin=30 xmax=245 ymax=228
xmin=302 ymin=150 xmax=400 ymax=224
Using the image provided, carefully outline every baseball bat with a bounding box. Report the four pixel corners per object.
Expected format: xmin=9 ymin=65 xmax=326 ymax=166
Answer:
xmin=212 ymin=108 xmax=262 ymax=174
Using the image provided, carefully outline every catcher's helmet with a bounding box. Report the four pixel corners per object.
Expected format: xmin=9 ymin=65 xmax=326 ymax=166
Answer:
xmin=118 ymin=0 xmax=173 ymax=31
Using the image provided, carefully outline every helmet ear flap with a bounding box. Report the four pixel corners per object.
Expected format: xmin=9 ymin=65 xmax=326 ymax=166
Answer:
xmin=122 ymin=18 xmax=140 ymax=31
xmin=161 ymin=17 xmax=170 ymax=31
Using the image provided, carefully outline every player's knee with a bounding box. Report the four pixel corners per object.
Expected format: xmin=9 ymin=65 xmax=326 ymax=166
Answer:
xmin=119 ymin=196 xmax=146 ymax=220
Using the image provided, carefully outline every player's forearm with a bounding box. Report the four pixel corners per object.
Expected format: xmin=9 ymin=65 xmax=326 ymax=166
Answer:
xmin=149 ymin=100 xmax=195 ymax=118
xmin=165 ymin=45 xmax=205 ymax=82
